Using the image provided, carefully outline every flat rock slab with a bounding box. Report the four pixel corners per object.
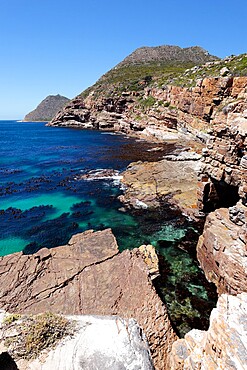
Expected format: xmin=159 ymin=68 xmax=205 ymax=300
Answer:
xmin=120 ymin=159 xmax=200 ymax=217
xmin=0 ymin=229 xmax=177 ymax=370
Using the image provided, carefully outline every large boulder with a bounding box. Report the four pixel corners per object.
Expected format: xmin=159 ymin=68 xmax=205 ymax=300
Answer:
xmin=119 ymin=157 xmax=201 ymax=219
xmin=0 ymin=229 xmax=177 ymax=370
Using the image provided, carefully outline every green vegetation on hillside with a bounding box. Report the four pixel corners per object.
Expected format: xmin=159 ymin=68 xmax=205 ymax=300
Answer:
xmin=81 ymin=53 xmax=247 ymax=102
xmin=165 ymin=53 xmax=247 ymax=88
xmin=81 ymin=61 xmax=196 ymax=99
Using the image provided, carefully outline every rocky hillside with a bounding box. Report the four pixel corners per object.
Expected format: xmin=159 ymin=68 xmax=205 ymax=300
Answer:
xmin=49 ymin=53 xmax=247 ymax=140
xmin=24 ymin=94 xmax=69 ymax=121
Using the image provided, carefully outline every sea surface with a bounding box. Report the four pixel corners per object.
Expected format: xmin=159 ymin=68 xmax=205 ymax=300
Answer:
xmin=0 ymin=120 xmax=216 ymax=335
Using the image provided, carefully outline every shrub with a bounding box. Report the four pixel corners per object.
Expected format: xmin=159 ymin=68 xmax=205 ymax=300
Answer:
xmin=3 ymin=312 xmax=76 ymax=360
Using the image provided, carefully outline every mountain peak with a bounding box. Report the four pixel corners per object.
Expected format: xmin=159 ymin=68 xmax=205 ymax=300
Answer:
xmin=116 ymin=45 xmax=219 ymax=68
xmin=24 ymin=95 xmax=70 ymax=121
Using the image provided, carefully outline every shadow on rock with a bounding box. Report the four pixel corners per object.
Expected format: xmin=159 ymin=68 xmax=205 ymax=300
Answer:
xmin=0 ymin=352 xmax=19 ymax=370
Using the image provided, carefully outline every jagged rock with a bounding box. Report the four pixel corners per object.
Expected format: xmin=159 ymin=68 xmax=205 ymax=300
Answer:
xmin=0 ymin=314 xmax=154 ymax=370
xmin=197 ymin=206 xmax=247 ymax=295
xmin=220 ymin=66 xmax=230 ymax=76
xmin=138 ymin=245 xmax=159 ymax=279
xmin=197 ymin=96 xmax=247 ymax=211
xmin=0 ymin=229 xmax=177 ymax=370
xmin=24 ymin=95 xmax=70 ymax=121
xmin=170 ymin=293 xmax=247 ymax=370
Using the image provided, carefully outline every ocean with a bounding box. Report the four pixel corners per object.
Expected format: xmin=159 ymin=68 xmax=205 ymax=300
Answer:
xmin=0 ymin=120 xmax=216 ymax=335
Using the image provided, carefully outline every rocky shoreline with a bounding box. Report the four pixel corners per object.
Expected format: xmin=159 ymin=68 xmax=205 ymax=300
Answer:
xmin=1 ymin=50 xmax=247 ymax=368
xmin=48 ymin=72 xmax=247 ymax=368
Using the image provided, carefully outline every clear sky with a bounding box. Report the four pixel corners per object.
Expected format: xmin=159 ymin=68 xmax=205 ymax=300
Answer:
xmin=0 ymin=0 xmax=246 ymax=119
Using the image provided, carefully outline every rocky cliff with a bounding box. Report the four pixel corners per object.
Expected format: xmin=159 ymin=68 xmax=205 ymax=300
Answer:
xmin=170 ymin=293 xmax=247 ymax=369
xmin=48 ymin=44 xmax=220 ymax=132
xmin=6 ymin=45 xmax=247 ymax=368
xmin=0 ymin=229 xmax=177 ymax=370
xmin=46 ymin=49 xmax=247 ymax=369
xmin=24 ymin=94 xmax=69 ymax=121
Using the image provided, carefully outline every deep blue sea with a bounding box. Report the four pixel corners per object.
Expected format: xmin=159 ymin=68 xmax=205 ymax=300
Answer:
xmin=0 ymin=120 xmax=216 ymax=335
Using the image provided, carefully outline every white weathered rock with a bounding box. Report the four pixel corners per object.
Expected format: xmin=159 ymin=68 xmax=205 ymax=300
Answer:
xmin=1 ymin=315 xmax=154 ymax=370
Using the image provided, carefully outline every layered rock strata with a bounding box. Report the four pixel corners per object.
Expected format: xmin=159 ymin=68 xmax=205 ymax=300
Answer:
xmin=0 ymin=229 xmax=177 ymax=370
xmin=0 ymin=314 xmax=154 ymax=370
xmin=48 ymin=77 xmax=247 ymax=144
xmin=197 ymin=205 xmax=247 ymax=295
xmin=197 ymin=83 xmax=247 ymax=211
xmin=195 ymin=77 xmax=247 ymax=296
xmin=169 ymin=293 xmax=247 ymax=370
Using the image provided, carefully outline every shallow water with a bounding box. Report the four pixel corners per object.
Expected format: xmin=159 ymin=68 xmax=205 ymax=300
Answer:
xmin=0 ymin=120 xmax=216 ymax=335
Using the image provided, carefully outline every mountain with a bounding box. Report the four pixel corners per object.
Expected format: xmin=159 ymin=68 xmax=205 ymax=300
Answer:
xmin=24 ymin=94 xmax=70 ymax=121
xmin=49 ymin=44 xmax=221 ymax=129
xmin=81 ymin=45 xmax=219 ymax=98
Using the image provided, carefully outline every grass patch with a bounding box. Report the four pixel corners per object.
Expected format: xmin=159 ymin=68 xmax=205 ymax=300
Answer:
xmin=3 ymin=312 xmax=76 ymax=360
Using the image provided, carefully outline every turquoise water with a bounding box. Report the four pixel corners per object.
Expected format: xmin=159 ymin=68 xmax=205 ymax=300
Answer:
xmin=0 ymin=120 xmax=216 ymax=336
xmin=0 ymin=120 xmax=179 ymax=254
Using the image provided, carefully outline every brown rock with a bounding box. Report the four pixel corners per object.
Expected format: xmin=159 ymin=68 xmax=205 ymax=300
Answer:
xmin=119 ymin=158 xmax=201 ymax=218
xmin=139 ymin=244 xmax=159 ymax=279
xmin=0 ymin=229 xmax=177 ymax=370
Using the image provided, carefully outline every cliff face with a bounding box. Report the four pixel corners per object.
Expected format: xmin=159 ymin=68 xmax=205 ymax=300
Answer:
xmin=194 ymin=76 xmax=247 ymax=296
xmin=170 ymin=293 xmax=247 ymax=370
xmin=167 ymin=58 xmax=247 ymax=369
xmin=24 ymin=94 xmax=69 ymax=121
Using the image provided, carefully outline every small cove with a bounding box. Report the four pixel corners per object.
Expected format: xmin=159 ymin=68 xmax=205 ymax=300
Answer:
xmin=0 ymin=120 xmax=216 ymax=336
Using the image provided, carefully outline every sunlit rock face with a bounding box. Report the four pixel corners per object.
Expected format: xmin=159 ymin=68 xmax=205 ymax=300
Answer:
xmin=196 ymin=77 xmax=247 ymax=295
xmin=197 ymin=205 xmax=247 ymax=295
xmin=170 ymin=293 xmax=247 ymax=370
xmin=0 ymin=229 xmax=177 ymax=370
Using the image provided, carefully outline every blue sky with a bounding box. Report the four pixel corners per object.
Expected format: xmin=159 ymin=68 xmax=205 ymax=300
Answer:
xmin=0 ymin=0 xmax=246 ymax=119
